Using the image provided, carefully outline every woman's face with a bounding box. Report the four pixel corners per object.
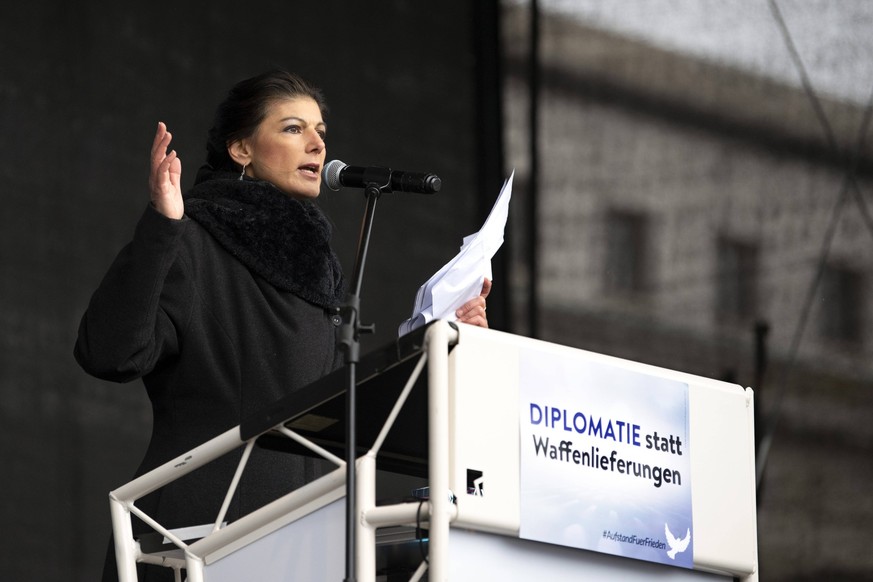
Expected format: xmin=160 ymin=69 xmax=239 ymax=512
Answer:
xmin=237 ymin=96 xmax=327 ymax=200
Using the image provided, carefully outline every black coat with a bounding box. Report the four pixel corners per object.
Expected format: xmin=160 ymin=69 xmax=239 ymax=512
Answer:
xmin=75 ymin=173 xmax=345 ymax=579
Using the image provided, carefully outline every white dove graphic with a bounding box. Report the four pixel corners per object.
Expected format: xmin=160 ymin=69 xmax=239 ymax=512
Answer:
xmin=664 ymin=523 xmax=691 ymax=559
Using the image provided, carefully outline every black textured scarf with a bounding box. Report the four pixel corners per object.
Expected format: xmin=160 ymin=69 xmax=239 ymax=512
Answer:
xmin=184 ymin=166 xmax=345 ymax=308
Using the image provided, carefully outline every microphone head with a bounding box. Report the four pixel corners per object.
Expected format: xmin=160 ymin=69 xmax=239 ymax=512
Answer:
xmin=322 ymin=159 xmax=347 ymax=191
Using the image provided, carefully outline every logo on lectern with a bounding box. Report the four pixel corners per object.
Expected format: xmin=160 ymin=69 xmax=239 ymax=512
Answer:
xmin=664 ymin=523 xmax=691 ymax=559
xmin=466 ymin=469 xmax=484 ymax=496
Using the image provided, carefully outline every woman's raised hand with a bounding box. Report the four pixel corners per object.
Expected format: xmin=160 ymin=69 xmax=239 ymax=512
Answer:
xmin=149 ymin=122 xmax=184 ymax=219
xmin=455 ymin=278 xmax=492 ymax=328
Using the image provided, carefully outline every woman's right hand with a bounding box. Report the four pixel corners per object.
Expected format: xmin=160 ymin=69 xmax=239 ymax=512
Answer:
xmin=149 ymin=122 xmax=184 ymax=219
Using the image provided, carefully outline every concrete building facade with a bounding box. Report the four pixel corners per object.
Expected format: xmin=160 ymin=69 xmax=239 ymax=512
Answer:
xmin=501 ymin=6 xmax=873 ymax=580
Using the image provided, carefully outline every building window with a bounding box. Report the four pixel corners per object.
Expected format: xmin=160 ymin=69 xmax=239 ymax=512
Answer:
xmin=605 ymin=210 xmax=649 ymax=295
xmin=715 ymin=237 xmax=759 ymax=324
xmin=819 ymin=264 xmax=864 ymax=345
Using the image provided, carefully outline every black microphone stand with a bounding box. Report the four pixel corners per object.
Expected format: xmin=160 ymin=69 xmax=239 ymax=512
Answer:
xmin=337 ymin=170 xmax=391 ymax=582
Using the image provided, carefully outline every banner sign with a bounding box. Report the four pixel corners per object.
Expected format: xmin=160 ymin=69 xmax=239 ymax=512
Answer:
xmin=518 ymin=348 xmax=693 ymax=569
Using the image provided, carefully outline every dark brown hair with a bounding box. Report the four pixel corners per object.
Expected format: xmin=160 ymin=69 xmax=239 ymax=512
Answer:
xmin=206 ymin=70 xmax=327 ymax=172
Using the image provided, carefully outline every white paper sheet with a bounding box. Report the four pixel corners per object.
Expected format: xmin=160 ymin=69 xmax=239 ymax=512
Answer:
xmin=398 ymin=171 xmax=514 ymax=336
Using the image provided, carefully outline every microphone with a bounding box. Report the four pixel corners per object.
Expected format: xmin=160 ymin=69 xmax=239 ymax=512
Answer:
xmin=322 ymin=159 xmax=441 ymax=194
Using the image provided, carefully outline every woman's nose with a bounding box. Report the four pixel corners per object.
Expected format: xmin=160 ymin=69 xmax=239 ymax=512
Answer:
xmin=308 ymin=129 xmax=325 ymax=152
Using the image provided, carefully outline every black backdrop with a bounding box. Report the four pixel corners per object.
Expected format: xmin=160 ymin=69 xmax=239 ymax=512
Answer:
xmin=0 ymin=1 xmax=504 ymax=579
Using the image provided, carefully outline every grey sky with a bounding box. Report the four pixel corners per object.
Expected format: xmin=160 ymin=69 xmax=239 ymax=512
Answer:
xmin=535 ymin=0 xmax=873 ymax=105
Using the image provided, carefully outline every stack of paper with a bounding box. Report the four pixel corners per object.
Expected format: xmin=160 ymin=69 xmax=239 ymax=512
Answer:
xmin=398 ymin=171 xmax=513 ymax=336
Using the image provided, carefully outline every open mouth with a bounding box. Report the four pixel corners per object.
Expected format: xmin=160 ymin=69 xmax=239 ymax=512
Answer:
xmin=299 ymin=163 xmax=320 ymax=176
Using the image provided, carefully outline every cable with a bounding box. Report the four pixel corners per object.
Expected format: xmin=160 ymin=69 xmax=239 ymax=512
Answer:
xmin=769 ymin=0 xmax=873 ymax=237
xmin=767 ymin=0 xmax=839 ymax=151
xmin=756 ymin=175 xmax=850 ymax=485
xmin=756 ymin=0 xmax=873 ymax=487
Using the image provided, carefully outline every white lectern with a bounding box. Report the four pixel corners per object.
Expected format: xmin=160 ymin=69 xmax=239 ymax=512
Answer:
xmin=109 ymin=321 xmax=758 ymax=581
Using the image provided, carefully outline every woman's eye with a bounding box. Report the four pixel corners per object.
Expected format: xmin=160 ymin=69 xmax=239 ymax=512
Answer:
xmin=317 ymin=130 xmax=327 ymax=140
xmin=284 ymin=125 xmax=302 ymax=134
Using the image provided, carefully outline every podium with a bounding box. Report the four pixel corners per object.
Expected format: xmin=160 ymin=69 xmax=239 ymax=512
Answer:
xmin=109 ymin=321 xmax=758 ymax=581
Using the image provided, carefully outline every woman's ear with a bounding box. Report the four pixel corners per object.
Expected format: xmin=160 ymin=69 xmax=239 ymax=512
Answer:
xmin=227 ymin=139 xmax=252 ymax=168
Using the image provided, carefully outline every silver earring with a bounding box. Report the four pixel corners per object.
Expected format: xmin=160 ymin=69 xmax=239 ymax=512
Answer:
xmin=239 ymin=163 xmax=247 ymax=181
